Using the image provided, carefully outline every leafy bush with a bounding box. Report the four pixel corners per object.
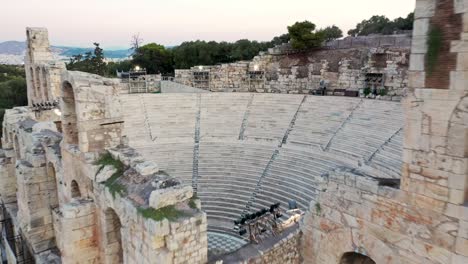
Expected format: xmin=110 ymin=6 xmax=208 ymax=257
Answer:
xmin=95 ymin=152 xmax=126 ymax=198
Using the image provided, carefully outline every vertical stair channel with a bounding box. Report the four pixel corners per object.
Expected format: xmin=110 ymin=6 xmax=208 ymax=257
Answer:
xmin=192 ymin=94 xmax=202 ymax=193
xmin=238 ymin=94 xmax=255 ymax=140
xmin=322 ymin=99 xmax=363 ymax=151
xmin=242 ymin=95 xmax=306 ymax=214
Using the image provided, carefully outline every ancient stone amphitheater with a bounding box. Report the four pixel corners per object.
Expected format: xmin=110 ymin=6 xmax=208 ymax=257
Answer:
xmin=122 ymin=93 xmax=404 ymax=254
xmin=1 ymin=1 xmax=468 ymax=263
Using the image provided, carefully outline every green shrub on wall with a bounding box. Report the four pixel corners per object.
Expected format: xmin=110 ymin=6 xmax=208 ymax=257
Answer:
xmin=426 ymin=26 xmax=443 ymax=75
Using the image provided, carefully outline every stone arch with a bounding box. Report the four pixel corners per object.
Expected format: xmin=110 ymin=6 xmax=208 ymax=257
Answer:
xmin=42 ymin=67 xmax=49 ymax=100
xmin=447 ymin=95 xmax=468 ymax=203
xmin=103 ymin=208 xmax=123 ymax=263
xmin=70 ymin=180 xmax=81 ymax=198
xmin=35 ymin=66 xmax=41 ymax=99
xmin=340 ymin=252 xmax=376 ymax=264
xmin=62 ymin=81 xmax=79 ymax=145
xmin=313 ymin=228 xmax=398 ymax=264
xmin=14 ymin=134 xmax=21 ymax=159
xmin=30 ymin=67 xmax=37 ymax=97
xmin=46 ymin=162 xmax=60 ymax=208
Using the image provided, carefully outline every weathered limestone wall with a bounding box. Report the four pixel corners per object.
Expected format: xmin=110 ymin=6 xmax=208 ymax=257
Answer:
xmin=246 ymin=229 xmax=302 ymax=264
xmin=300 ymin=0 xmax=468 ymax=263
xmin=0 ymin=28 xmax=210 ymax=264
xmin=175 ymin=35 xmax=410 ymax=100
xmin=25 ymin=27 xmax=65 ymax=109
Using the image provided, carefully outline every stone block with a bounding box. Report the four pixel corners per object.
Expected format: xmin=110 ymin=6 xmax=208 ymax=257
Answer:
xmin=413 ymin=18 xmax=431 ymax=37
xmin=410 ymin=54 xmax=426 ymax=71
xmin=455 ymin=236 xmax=468 ymax=256
xmin=415 ymin=0 xmax=436 ymax=18
xmin=149 ymin=186 xmax=193 ymax=210
xmin=134 ymin=161 xmax=159 ymax=176
xmin=96 ymin=165 xmax=116 ymax=183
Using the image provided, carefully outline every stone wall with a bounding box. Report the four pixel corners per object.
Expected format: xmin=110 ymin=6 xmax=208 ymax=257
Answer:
xmin=301 ymin=0 xmax=468 ymax=263
xmin=246 ymin=228 xmax=302 ymax=264
xmin=0 ymin=28 xmax=209 ymax=264
xmin=174 ymin=35 xmax=410 ymax=100
xmin=25 ymin=27 xmax=65 ymax=117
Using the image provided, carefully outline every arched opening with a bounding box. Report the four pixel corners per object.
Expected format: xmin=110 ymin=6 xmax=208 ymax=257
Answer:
xmin=14 ymin=135 xmax=21 ymax=159
xmin=62 ymin=81 xmax=79 ymax=145
xmin=339 ymin=252 xmax=375 ymax=264
xmin=70 ymin=180 xmax=81 ymax=198
xmin=30 ymin=67 xmax=37 ymax=97
xmin=104 ymin=208 xmax=123 ymax=263
xmin=42 ymin=67 xmax=49 ymax=100
xmin=35 ymin=67 xmax=41 ymax=100
xmin=46 ymin=162 xmax=59 ymax=209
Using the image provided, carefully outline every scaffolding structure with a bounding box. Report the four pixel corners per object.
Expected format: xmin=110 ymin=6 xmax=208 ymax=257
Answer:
xmin=247 ymin=71 xmax=266 ymax=92
xmin=364 ymin=73 xmax=385 ymax=94
xmin=127 ymin=70 xmax=149 ymax=94
xmin=1 ymin=203 xmax=35 ymax=264
xmin=193 ymin=71 xmax=210 ymax=89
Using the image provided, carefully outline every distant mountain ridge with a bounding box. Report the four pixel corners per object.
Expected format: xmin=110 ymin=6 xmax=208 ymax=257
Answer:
xmin=0 ymin=41 xmax=132 ymax=60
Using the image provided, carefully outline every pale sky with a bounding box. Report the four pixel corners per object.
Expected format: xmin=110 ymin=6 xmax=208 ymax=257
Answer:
xmin=2 ymin=0 xmax=416 ymax=49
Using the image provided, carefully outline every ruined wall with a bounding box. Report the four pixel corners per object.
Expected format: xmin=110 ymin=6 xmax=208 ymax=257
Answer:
xmin=174 ymin=35 xmax=410 ymax=100
xmin=0 ymin=28 xmax=209 ymax=264
xmin=300 ymin=0 xmax=468 ymax=263
xmin=25 ymin=28 xmax=65 ymax=113
xmin=246 ymin=229 xmax=301 ymax=264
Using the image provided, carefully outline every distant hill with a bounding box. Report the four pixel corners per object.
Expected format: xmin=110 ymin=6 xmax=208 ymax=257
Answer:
xmin=0 ymin=41 xmax=132 ymax=64
xmin=0 ymin=41 xmax=26 ymax=55
xmin=53 ymin=46 xmax=132 ymax=59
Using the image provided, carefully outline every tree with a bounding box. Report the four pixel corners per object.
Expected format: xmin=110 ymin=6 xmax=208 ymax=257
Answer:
xmin=67 ymin=43 xmax=107 ymax=76
xmin=0 ymin=69 xmax=28 ymax=139
xmin=132 ymin=43 xmax=173 ymax=74
xmin=318 ymin=25 xmax=343 ymax=42
xmin=130 ymin=33 xmax=143 ymax=52
xmin=106 ymin=60 xmax=133 ymax=77
xmin=348 ymin=12 xmax=414 ymax=36
xmin=271 ymin=34 xmax=291 ymax=46
xmin=287 ymin=21 xmax=325 ymax=50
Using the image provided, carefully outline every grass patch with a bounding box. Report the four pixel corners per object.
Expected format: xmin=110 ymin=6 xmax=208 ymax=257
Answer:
xmin=137 ymin=205 xmax=186 ymax=221
xmin=315 ymin=203 xmax=322 ymax=216
xmin=188 ymin=194 xmax=198 ymax=209
xmin=426 ymin=26 xmax=443 ymax=75
xmin=95 ymin=152 xmax=126 ymax=198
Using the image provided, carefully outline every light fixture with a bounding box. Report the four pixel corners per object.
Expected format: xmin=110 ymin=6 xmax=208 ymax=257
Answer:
xmin=54 ymin=108 xmax=62 ymax=116
xmin=198 ymin=66 xmax=203 ymax=71
xmin=254 ymin=64 xmax=259 ymax=71
xmin=135 ymin=66 xmax=141 ymax=71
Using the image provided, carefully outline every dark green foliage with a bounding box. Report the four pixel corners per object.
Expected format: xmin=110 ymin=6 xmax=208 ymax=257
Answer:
xmin=0 ymin=65 xmax=28 ymax=140
xmin=137 ymin=205 xmax=186 ymax=221
xmin=171 ymin=39 xmax=276 ymax=69
xmin=426 ymin=26 xmax=443 ymax=75
xmin=378 ymin=89 xmax=388 ymax=96
xmin=348 ymin=13 xmax=414 ymax=36
xmin=363 ymin=87 xmax=371 ymax=96
xmin=271 ymin=34 xmax=291 ymax=46
xmin=132 ymin=43 xmax=174 ymax=74
xmin=318 ymin=25 xmax=343 ymax=41
xmin=106 ymin=60 xmax=133 ymax=77
xmin=287 ymin=21 xmax=325 ymax=50
xmin=95 ymin=152 xmax=126 ymax=198
xmin=188 ymin=194 xmax=198 ymax=209
xmin=67 ymin=43 xmax=107 ymax=76
xmin=315 ymin=203 xmax=321 ymax=216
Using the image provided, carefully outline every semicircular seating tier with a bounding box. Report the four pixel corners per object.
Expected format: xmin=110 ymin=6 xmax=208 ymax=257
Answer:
xmin=121 ymin=93 xmax=404 ymax=235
